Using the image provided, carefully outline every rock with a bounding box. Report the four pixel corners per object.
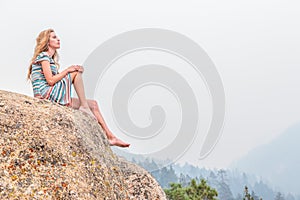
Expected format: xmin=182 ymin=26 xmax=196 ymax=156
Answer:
xmin=0 ymin=90 xmax=166 ymax=199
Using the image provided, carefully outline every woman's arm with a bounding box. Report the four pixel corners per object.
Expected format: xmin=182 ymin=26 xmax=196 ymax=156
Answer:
xmin=41 ymin=60 xmax=82 ymax=86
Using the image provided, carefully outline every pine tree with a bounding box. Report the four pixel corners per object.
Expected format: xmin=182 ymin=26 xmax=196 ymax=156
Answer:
xmin=165 ymin=182 xmax=186 ymax=200
xmin=251 ymin=191 xmax=260 ymax=200
xmin=218 ymin=181 xmax=234 ymax=200
xmin=217 ymin=170 xmax=234 ymax=200
xmin=165 ymin=178 xmax=218 ymax=200
xmin=160 ymin=166 xmax=178 ymax=188
xmin=179 ymin=173 xmax=188 ymax=187
xmin=208 ymin=171 xmax=218 ymax=189
xmin=275 ymin=192 xmax=285 ymax=200
xmin=243 ymin=186 xmax=255 ymax=200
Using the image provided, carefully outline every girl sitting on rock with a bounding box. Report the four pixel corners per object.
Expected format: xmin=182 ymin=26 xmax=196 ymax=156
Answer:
xmin=27 ymin=28 xmax=130 ymax=148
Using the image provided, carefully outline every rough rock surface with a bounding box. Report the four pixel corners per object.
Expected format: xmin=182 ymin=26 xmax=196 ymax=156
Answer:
xmin=0 ymin=90 xmax=166 ymax=200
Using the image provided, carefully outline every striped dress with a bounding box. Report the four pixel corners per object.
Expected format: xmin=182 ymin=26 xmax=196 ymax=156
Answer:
xmin=31 ymin=52 xmax=72 ymax=106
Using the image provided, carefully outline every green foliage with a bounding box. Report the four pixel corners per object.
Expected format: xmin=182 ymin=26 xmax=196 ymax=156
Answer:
xmin=243 ymin=186 xmax=254 ymax=200
xmin=243 ymin=186 xmax=263 ymax=200
xmin=164 ymin=178 xmax=218 ymax=200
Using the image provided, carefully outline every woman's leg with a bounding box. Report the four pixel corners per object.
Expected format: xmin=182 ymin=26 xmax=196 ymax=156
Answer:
xmin=70 ymin=72 xmax=95 ymax=118
xmin=87 ymin=99 xmax=130 ymax=147
xmin=71 ymin=98 xmax=130 ymax=148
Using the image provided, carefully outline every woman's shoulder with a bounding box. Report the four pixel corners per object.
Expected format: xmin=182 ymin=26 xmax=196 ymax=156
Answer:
xmin=36 ymin=51 xmax=50 ymax=59
xmin=34 ymin=52 xmax=53 ymax=64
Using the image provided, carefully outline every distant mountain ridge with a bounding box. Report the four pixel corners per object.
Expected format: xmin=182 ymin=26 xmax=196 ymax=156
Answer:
xmin=231 ymin=122 xmax=300 ymax=195
xmin=112 ymin=123 xmax=300 ymax=198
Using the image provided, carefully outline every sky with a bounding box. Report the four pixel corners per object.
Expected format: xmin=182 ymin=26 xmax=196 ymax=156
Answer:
xmin=0 ymin=0 xmax=300 ymax=169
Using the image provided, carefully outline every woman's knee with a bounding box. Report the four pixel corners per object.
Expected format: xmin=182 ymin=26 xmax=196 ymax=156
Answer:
xmin=89 ymin=100 xmax=98 ymax=110
xmin=70 ymin=71 xmax=78 ymax=82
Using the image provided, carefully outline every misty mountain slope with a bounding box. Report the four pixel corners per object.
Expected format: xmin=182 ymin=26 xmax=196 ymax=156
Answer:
xmin=231 ymin=122 xmax=300 ymax=194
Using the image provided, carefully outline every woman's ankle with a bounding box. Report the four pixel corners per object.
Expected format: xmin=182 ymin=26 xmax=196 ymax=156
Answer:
xmin=79 ymin=104 xmax=89 ymax=109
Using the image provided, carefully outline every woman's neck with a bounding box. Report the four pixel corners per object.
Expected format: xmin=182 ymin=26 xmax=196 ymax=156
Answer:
xmin=47 ymin=48 xmax=55 ymax=57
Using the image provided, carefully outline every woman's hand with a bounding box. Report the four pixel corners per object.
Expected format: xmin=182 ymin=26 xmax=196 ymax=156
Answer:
xmin=67 ymin=65 xmax=84 ymax=73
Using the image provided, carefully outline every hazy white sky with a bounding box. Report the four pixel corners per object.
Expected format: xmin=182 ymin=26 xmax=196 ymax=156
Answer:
xmin=1 ymin=0 xmax=299 ymax=169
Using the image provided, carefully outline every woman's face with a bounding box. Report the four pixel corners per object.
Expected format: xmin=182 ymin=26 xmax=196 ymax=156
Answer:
xmin=48 ymin=32 xmax=60 ymax=50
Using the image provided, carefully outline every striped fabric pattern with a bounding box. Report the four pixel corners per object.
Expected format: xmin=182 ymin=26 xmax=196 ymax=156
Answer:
xmin=31 ymin=52 xmax=72 ymax=106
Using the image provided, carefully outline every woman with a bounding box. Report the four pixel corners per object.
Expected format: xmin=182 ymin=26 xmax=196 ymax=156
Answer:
xmin=27 ymin=28 xmax=130 ymax=148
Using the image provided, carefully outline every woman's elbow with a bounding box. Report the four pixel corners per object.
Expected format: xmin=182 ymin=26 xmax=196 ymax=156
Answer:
xmin=47 ymin=79 xmax=55 ymax=86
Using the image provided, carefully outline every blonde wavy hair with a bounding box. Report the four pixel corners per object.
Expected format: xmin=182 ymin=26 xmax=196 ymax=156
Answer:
xmin=27 ymin=28 xmax=60 ymax=80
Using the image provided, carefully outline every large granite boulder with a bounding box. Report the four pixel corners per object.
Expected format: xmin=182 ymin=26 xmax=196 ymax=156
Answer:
xmin=0 ymin=90 xmax=166 ymax=200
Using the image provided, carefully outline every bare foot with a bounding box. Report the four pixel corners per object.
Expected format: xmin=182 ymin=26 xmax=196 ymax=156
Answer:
xmin=108 ymin=137 xmax=130 ymax=148
xmin=79 ymin=106 xmax=96 ymax=120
